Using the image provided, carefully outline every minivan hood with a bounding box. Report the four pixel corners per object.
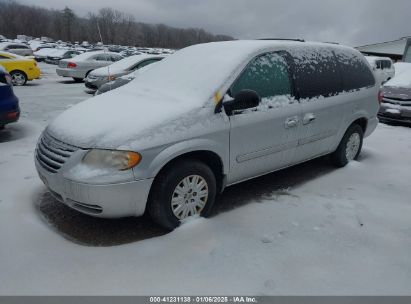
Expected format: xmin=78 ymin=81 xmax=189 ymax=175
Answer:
xmin=47 ymin=84 xmax=205 ymax=149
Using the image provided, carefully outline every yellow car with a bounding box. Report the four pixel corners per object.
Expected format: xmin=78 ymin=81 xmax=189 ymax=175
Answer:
xmin=0 ymin=51 xmax=41 ymax=86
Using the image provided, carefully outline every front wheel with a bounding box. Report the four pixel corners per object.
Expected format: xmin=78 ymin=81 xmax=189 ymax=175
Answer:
xmin=331 ymin=124 xmax=364 ymax=167
xmin=148 ymin=159 xmax=217 ymax=230
xmin=10 ymin=71 xmax=27 ymax=86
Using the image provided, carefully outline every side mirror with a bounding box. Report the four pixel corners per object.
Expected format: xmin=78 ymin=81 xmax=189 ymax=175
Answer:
xmin=224 ymin=90 xmax=261 ymax=115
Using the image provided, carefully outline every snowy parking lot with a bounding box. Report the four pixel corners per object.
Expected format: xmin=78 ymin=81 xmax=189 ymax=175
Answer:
xmin=1 ymin=63 xmax=411 ymax=295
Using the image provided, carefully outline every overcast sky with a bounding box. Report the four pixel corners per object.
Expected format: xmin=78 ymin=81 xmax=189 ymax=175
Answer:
xmin=19 ymin=0 xmax=411 ymax=46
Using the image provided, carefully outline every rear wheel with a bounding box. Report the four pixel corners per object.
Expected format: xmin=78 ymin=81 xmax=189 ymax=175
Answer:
xmin=72 ymin=77 xmax=83 ymax=83
xmin=148 ymin=159 xmax=217 ymax=230
xmin=10 ymin=71 xmax=27 ymax=86
xmin=331 ymin=124 xmax=363 ymax=167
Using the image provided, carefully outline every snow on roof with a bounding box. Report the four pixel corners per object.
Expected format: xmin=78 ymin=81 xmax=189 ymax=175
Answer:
xmin=70 ymin=50 xmax=121 ymax=62
xmin=34 ymin=48 xmax=68 ymax=56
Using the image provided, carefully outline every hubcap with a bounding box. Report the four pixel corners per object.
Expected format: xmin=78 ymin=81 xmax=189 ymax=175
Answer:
xmin=346 ymin=133 xmax=361 ymax=161
xmin=12 ymin=73 xmax=25 ymax=86
xmin=171 ymin=175 xmax=208 ymax=220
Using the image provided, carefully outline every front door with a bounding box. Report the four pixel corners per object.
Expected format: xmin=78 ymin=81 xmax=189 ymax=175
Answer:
xmin=227 ymin=52 xmax=302 ymax=184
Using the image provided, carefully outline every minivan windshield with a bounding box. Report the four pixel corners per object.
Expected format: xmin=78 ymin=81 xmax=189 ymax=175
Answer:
xmin=127 ymin=41 xmax=270 ymax=105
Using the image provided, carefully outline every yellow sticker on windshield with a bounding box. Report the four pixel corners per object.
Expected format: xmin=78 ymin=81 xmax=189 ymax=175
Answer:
xmin=214 ymin=91 xmax=222 ymax=105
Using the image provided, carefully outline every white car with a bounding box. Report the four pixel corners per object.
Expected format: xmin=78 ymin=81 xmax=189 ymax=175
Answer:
xmin=56 ymin=51 xmax=123 ymax=82
xmin=0 ymin=42 xmax=33 ymax=57
xmin=366 ymin=56 xmax=395 ymax=85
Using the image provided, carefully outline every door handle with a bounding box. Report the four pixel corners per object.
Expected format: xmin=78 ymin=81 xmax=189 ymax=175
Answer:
xmin=302 ymin=113 xmax=316 ymax=125
xmin=285 ymin=116 xmax=299 ymax=129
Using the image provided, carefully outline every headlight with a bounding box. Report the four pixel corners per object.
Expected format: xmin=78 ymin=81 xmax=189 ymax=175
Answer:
xmin=107 ymin=75 xmax=116 ymax=81
xmin=82 ymin=150 xmax=141 ymax=171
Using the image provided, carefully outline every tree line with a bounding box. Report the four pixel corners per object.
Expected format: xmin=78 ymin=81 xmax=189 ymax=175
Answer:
xmin=0 ymin=0 xmax=233 ymax=48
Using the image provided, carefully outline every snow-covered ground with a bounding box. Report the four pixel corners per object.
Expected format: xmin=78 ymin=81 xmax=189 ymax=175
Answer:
xmin=1 ymin=63 xmax=411 ymax=295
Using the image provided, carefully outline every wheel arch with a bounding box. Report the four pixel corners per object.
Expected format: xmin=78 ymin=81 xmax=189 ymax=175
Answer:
xmin=10 ymin=69 xmax=28 ymax=78
xmin=331 ymin=116 xmax=368 ymax=153
xmin=149 ymin=141 xmax=227 ymax=194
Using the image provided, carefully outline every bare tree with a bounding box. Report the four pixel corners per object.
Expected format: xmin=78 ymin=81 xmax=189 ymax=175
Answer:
xmin=0 ymin=0 xmax=233 ymax=48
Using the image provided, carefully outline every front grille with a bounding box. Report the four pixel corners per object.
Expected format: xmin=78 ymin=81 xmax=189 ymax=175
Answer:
xmin=36 ymin=132 xmax=78 ymax=173
xmin=382 ymin=97 xmax=411 ymax=106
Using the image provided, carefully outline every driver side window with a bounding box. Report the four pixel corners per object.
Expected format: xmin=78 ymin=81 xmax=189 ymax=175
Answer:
xmin=230 ymin=52 xmax=292 ymax=99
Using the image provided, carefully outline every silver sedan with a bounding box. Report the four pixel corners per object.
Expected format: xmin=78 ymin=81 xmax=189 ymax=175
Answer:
xmin=56 ymin=51 xmax=123 ymax=82
xmin=84 ymin=54 xmax=164 ymax=91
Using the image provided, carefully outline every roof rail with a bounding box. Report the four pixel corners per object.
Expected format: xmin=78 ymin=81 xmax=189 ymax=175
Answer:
xmin=258 ymin=38 xmax=305 ymax=42
xmin=323 ymin=41 xmax=340 ymax=45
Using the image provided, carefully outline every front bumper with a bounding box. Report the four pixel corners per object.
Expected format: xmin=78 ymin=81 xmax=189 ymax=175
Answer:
xmin=35 ymin=156 xmax=154 ymax=218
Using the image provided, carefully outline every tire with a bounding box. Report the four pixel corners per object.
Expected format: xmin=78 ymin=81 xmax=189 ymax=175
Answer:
xmin=72 ymin=77 xmax=83 ymax=83
xmin=331 ymin=124 xmax=364 ymax=167
xmin=10 ymin=70 xmax=27 ymax=86
xmin=148 ymin=159 xmax=217 ymax=230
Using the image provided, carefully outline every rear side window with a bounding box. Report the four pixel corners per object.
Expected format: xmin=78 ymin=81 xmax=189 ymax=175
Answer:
xmin=230 ymin=52 xmax=292 ymax=99
xmin=290 ymin=47 xmax=341 ymax=99
xmin=334 ymin=49 xmax=375 ymax=91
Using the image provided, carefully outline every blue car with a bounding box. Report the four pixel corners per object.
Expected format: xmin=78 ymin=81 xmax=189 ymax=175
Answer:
xmin=0 ymin=66 xmax=19 ymax=129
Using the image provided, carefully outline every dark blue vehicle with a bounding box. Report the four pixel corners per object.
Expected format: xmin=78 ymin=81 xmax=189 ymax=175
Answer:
xmin=0 ymin=66 xmax=20 ymax=129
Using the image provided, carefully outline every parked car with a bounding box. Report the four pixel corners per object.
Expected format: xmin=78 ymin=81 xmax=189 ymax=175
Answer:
xmin=35 ymin=40 xmax=379 ymax=230
xmin=365 ymin=56 xmax=395 ymax=85
xmin=33 ymin=47 xmax=56 ymax=62
xmin=85 ymin=54 xmax=164 ymax=91
xmin=0 ymin=66 xmax=20 ymax=130
xmin=56 ymin=51 xmax=123 ymax=82
xmin=96 ymin=61 xmax=160 ymax=95
xmin=45 ymin=49 xmax=82 ymax=65
xmin=0 ymin=42 xmax=33 ymax=56
xmin=378 ymin=63 xmax=411 ymax=125
xmin=96 ymin=73 xmax=135 ymax=95
xmin=0 ymin=51 xmax=41 ymax=86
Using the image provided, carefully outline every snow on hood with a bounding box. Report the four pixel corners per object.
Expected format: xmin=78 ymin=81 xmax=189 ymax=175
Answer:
xmin=90 ymin=54 xmax=163 ymax=77
xmin=385 ymin=64 xmax=411 ymax=88
xmin=48 ymin=40 xmax=335 ymax=149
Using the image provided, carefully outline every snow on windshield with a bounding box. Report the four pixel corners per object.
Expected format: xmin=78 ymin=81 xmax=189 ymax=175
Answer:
xmin=93 ymin=54 xmax=162 ymax=75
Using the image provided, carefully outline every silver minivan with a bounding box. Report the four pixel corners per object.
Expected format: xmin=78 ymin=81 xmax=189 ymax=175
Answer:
xmin=35 ymin=40 xmax=379 ymax=230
